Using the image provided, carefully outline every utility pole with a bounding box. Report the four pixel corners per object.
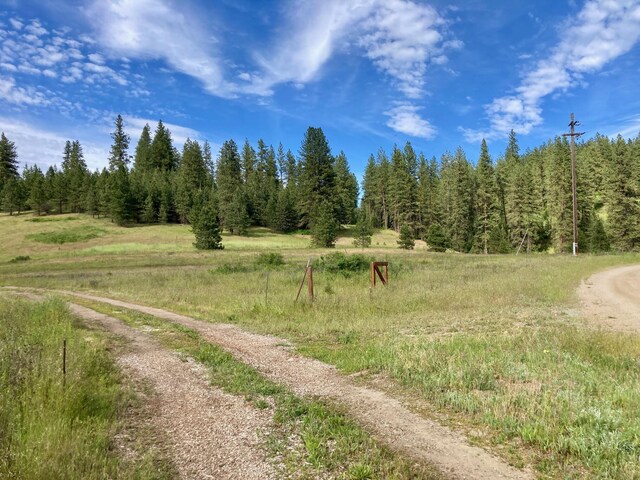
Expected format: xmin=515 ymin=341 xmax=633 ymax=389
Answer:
xmin=562 ymin=113 xmax=585 ymax=256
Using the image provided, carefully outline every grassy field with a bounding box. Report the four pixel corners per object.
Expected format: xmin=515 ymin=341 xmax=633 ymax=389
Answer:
xmin=0 ymin=295 xmax=175 ymax=479
xmin=2 ymin=212 xmax=640 ymax=478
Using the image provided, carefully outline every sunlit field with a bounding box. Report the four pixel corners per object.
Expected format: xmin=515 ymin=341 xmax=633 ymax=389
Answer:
xmin=2 ymin=212 xmax=640 ymax=478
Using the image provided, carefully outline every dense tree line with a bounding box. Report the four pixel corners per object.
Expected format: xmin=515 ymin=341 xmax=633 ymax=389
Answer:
xmin=0 ymin=117 xmax=359 ymax=248
xmin=1 ymin=116 xmax=639 ymax=252
xmin=362 ymin=131 xmax=640 ymax=253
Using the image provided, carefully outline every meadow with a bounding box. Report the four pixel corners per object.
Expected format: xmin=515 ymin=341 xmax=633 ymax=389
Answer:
xmin=1 ymin=212 xmax=640 ymax=479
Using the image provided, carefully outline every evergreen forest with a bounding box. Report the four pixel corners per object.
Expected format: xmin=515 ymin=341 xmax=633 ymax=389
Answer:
xmin=1 ymin=115 xmax=639 ymax=253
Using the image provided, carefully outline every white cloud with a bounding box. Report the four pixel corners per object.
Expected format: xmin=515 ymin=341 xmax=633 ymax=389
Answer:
xmin=88 ymin=0 xmax=232 ymax=96
xmin=358 ymin=0 xmax=447 ymax=98
xmin=254 ymin=0 xmax=456 ymax=100
xmin=1 ymin=19 xmax=120 ymax=85
xmin=0 ymin=75 xmax=50 ymax=106
xmin=0 ymin=117 xmax=109 ymax=171
xmin=123 ymin=116 xmax=204 ymax=148
xmin=9 ymin=18 xmax=23 ymax=30
xmin=385 ymin=103 xmax=436 ymax=139
xmin=464 ymin=0 xmax=640 ymax=141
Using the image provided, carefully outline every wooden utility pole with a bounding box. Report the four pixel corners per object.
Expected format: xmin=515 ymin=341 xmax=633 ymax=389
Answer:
xmin=562 ymin=113 xmax=584 ymax=256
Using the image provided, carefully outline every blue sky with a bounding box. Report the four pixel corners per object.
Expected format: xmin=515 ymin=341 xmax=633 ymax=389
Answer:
xmin=1 ymin=0 xmax=640 ymax=179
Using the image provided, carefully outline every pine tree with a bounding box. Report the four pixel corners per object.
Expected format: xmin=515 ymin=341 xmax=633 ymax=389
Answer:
xmin=203 ymin=140 xmax=214 ymax=179
xmin=587 ymin=215 xmax=610 ymax=253
xmin=216 ymin=140 xmax=244 ymax=230
xmin=334 ymin=151 xmax=359 ymax=225
xmin=133 ymin=124 xmax=152 ymax=172
xmin=298 ymin=127 xmax=337 ymax=229
xmin=388 ymin=144 xmax=417 ymax=232
xmin=107 ymin=115 xmax=132 ymax=225
xmin=397 ymin=224 xmax=415 ymax=250
xmin=425 ymin=223 xmax=448 ymax=252
xmin=27 ymin=166 xmax=47 ymax=215
xmin=445 ymin=147 xmax=474 ymax=252
xmin=226 ymin=190 xmax=250 ymax=235
xmin=150 ymin=120 xmax=176 ymax=171
xmin=474 ymin=139 xmax=498 ymax=254
xmin=545 ymin=137 xmax=573 ymax=252
xmin=64 ymin=140 xmax=88 ymax=213
xmin=353 ymin=210 xmax=373 ymax=248
xmin=311 ymin=200 xmax=338 ymax=248
xmin=608 ymin=135 xmax=640 ymax=250
xmin=417 ymin=155 xmax=440 ymax=237
xmin=273 ymin=187 xmax=298 ymax=233
xmin=192 ymin=202 xmax=223 ymax=250
xmin=176 ymin=138 xmax=208 ymax=223
xmin=0 ymin=132 xmax=19 ymax=195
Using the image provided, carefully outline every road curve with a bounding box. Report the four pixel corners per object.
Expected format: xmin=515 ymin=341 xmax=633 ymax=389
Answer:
xmin=578 ymin=264 xmax=640 ymax=332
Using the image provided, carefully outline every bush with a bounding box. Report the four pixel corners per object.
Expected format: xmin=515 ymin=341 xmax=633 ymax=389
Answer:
xmin=9 ymin=255 xmax=30 ymax=263
xmin=255 ymin=252 xmax=285 ymax=268
xmin=316 ymin=253 xmax=373 ymax=276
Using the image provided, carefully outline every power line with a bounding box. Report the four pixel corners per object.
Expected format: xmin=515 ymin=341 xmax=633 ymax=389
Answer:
xmin=561 ymin=113 xmax=585 ymax=256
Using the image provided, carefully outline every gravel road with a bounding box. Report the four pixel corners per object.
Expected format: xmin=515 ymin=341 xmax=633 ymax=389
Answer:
xmin=49 ymin=289 xmax=532 ymax=480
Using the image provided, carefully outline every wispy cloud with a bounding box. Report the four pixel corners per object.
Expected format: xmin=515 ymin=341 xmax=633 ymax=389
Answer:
xmin=254 ymin=0 xmax=457 ymax=137
xmin=87 ymin=0 xmax=456 ymax=137
xmin=462 ymin=0 xmax=640 ymax=142
xmin=88 ymin=0 xmax=234 ymax=97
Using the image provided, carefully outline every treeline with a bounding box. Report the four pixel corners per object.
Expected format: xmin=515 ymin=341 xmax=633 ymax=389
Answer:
xmin=362 ymin=131 xmax=640 ymax=253
xmin=1 ymin=118 xmax=639 ymax=252
xmin=0 ymin=117 xmax=359 ymax=247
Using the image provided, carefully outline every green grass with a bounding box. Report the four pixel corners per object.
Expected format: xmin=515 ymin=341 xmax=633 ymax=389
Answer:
xmin=27 ymin=226 xmax=107 ymax=244
xmin=2 ymin=212 xmax=640 ymax=478
xmin=0 ymin=295 xmax=175 ymax=479
xmin=71 ymin=298 xmax=442 ymax=480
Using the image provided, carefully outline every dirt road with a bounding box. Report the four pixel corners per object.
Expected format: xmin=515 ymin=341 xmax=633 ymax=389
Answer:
xmin=578 ymin=264 xmax=640 ymax=332
xmin=20 ymin=288 xmax=531 ymax=480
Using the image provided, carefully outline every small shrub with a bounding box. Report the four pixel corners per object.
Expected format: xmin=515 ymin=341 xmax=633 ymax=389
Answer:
xmin=9 ymin=255 xmax=30 ymax=263
xmin=316 ymin=253 xmax=373 ymax=277
xmin=255 ymin=252 xmax=285 ymax=268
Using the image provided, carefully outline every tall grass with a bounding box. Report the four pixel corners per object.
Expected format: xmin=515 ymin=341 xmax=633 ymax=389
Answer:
xmin=0 ymin=296 xmax=173 ymax=479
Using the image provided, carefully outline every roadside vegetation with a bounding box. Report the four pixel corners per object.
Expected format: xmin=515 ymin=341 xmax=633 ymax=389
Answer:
xmin=2 ymin=212 xmax=640 ymax=478
xmin=0 ymin=295 xmax=175 ymax=479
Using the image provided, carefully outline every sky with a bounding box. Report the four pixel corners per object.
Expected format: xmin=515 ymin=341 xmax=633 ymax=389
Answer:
xmin=1 ymin=0 xmax=640 ymax=179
